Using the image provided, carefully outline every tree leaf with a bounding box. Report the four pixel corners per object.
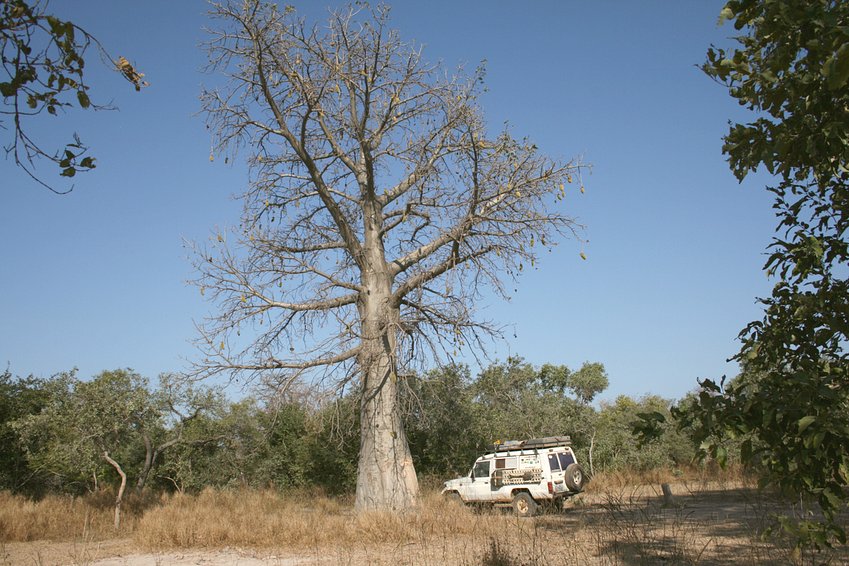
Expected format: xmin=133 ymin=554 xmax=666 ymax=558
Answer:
xmin=798 ymin=415 xmax=816 ymax=433
xmin=825 ymin=44 xmax=849 ymax=90
xmin=715 ymin=445 xmax=728 ymax=467
xmin=77 ymin=90 xmax=90 ymax=108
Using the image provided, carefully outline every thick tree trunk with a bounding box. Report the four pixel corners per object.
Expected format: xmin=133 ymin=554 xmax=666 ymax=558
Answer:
xmin=355 ymin=344 xmax=419 ymax=511
xmin=354 ymin=196 xmax=419 ymax=511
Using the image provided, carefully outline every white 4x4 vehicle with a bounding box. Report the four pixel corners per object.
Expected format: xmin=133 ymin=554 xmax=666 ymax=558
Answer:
xmin=442 ymin=436 xmax=585 ymax=516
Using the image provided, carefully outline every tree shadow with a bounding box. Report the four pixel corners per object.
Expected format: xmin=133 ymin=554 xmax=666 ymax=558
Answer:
xmin=532 ymin=485 xmax=849 ymax=565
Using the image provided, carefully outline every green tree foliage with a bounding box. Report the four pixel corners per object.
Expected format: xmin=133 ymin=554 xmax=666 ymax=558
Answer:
xmin=154 ymin=411 xmax=220 ymax=492
xmin=404 ymin=365 xmax=482 ymax=478
xmin=686 ymin=0 xmax=849 ymax=547
xmin=0 ymin=370 xmax=54 ymax=494
xmin=595 ymin=395 xmax=693 ymax=473
xmin=158 ymin=397 xmax=266 ymax=492
xmin=568 ymin=362 xmax=609 ymax=405
xmin=472 ymin=357 xmax=589 ymax=443
xmin=3 ymin=358 xmax=701 ymax=499
xmin=13 ymin=369 xmax=157 ymax=527
xmin=159 ymin=394 xmax=360 ymax=495
xmin=25 ymin=370 xmax=154 ymax=479
xmin=403 ymin=358 xmax=607 ymax=479
xmin=252 ymin=402 xmax=314 ymax=490
xmin=12 ymin=370 xmax=95 ymax=490
xmin=307 ymin=395 xmax=360 ymax=495
xmin=135 ymin=373 xmax=225 ymax=492
xmin=11 ymin=370 xmax=221 ymax=500
xmin=1 ymin=0 xmax=146 ymax=192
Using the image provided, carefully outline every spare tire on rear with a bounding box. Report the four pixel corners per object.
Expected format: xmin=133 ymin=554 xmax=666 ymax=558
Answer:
xmin=564 ymin=463 xmax=585 ymax=492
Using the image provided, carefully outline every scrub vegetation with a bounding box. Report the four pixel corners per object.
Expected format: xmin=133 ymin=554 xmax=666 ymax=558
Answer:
xmin=6 ymin=361 xmax=847 ymax=564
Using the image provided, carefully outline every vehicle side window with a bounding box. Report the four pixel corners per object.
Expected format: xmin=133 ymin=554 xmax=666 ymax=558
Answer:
xmin=548 ymin=454 xmax=561 ymax=471
xmin=558 ymin=452 xmax=575 ymax=469
xmin=473 ymin=460 xmax=491 ymax=478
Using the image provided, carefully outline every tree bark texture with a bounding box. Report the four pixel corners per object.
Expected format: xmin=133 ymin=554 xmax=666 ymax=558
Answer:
xmin=355 ymin=345 xmax=419 ymax=511
xmin=354 ymin=200 xmax=418 ymax=510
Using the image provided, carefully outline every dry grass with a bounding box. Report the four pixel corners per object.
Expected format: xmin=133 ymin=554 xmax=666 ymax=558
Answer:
xmin=1 ymin=491 xmax=113 ymax=542
xmin=133 ymin=487 xmax=542 ymax=550
xmin=3 ymin=470 xmax=848 ymax=565
xmin=584 ymin=464 xmax=752 ymax=494
xmin=0 ymin=489 xmax=160 ymax=543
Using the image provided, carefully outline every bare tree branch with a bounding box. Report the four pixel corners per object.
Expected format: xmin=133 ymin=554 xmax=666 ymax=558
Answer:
xmin=194 ymin=0 xmax=587 ymax=511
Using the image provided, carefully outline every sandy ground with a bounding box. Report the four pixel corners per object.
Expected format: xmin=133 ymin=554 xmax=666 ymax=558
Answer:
xmin=2 ymin=540 xmax=321 ymax=565
xmin=4 ymin=482 xmax=848 ymax=565
xmin=83 ymin=550 xmax=315 ymax=565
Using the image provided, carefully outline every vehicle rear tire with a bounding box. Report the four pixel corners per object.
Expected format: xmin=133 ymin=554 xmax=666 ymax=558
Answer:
xmin=564 ymin=463 xmax=586 ymax=492
xmin=511 ymin=492 xmax=537 ymax=517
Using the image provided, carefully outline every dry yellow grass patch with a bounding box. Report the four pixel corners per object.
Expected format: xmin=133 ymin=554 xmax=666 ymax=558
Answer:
xmin=0 ymin=491 xmax=122 ymax=542
xmin=0 ymin=489 xmax=160 ymax=543
xmin=133 ymin=488 xmax=551 ymax=552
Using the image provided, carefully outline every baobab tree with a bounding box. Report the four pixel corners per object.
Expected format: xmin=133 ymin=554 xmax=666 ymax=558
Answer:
xmin=193 ymin=1 xmax=586 ymax=511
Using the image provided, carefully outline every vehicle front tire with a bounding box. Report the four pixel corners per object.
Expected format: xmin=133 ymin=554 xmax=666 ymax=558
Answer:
xmin=511 ymin=492 xmax=538 ymax=517
xmin=446 ymin=491 xmax=463 ymax=506
xmin=564 ymin=463 xmax=586 ymax=492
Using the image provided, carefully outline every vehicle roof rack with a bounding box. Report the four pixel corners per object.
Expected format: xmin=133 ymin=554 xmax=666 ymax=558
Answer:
xmin=488 ymin=436 xmax=572 ymax=453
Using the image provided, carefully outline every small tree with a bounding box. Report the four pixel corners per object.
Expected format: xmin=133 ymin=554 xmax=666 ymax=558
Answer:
xmin=471 ymin=359 xmax=603 ymax=458
xmin=473 ymin=358 xmax=566 ymax=441
xmin=596 ymin=394 xmax=690 ymax=473
xmin=12 ymin=369 xmax=221 ymax=525
xmin=14 ymin=369 xmax=155 ymax=528
xmin=567 ymin=362 xmax=609 ymax=405
xmin=135 ymin=373 xmax=225 ymax=492
xmin=404 ymin=364 xmax=481 ymax=477
xmin=194 ymin=2 xmax=585 ymax=511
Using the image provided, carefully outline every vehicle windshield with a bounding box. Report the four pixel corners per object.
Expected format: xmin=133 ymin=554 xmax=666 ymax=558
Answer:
xmin=472 ymin=460 xmax=490 ymax=478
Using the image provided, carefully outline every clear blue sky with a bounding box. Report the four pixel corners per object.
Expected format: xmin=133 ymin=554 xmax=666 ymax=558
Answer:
xmin=0 ymin=1 xmax=777 ymax=403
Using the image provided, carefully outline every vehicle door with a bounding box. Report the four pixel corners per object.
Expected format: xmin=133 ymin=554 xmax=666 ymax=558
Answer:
xmin=547 ymin=452 xmax=564 ymax=483
xmin=558 ymin=450 xmax=576 ymax=471
xmin=468 ymin=459 xmax=494 ymax=500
